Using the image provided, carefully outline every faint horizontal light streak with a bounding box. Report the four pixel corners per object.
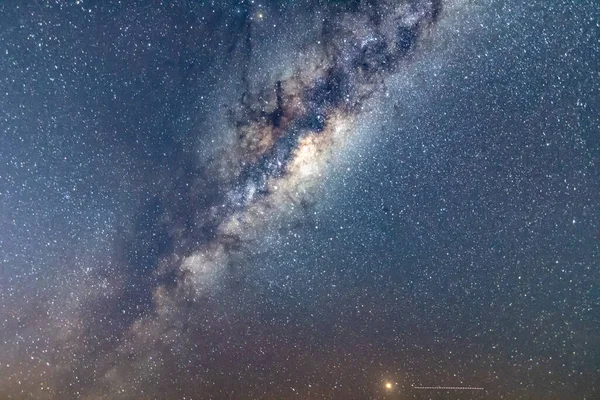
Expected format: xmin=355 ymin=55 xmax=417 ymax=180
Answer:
xmin=413 ymin=386 xmax=484 ymax=390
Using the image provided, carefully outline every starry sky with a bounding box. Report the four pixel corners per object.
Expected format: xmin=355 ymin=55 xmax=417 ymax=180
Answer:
xmin=0 ymin=1 xmax=599 ymax=399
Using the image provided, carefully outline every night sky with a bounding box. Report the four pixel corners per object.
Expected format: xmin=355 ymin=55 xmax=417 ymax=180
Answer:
xmin=1 ymin=1 xmax=599 ymax=399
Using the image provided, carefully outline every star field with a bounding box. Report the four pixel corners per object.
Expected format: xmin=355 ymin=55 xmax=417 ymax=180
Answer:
xmin=1 ymin=1 xmax=598 ymax=399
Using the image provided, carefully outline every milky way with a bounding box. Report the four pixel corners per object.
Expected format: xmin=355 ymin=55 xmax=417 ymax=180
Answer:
xmin=179 ymin=0 xmax=443 ymax=296
xmin=98 ymin=0 xmax=448 ymax=309
xmin=84 ymin=1 xmax=450 ymax=396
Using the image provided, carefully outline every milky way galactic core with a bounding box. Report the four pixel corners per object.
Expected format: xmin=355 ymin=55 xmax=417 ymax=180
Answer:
xmin=183 ymin=0 xmax=443 ymax=297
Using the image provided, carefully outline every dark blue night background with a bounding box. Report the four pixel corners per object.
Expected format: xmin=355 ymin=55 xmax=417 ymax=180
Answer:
xmin=0 ymin=1 xmax=598 ymax=399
